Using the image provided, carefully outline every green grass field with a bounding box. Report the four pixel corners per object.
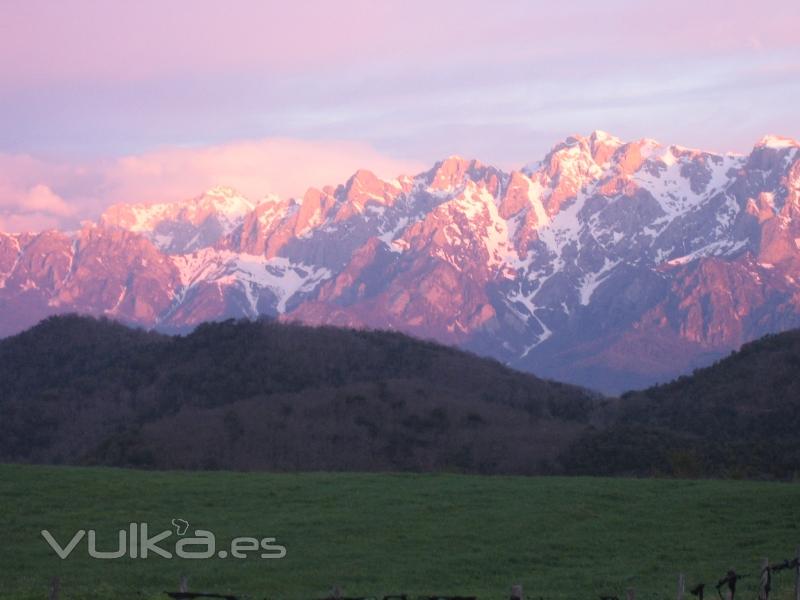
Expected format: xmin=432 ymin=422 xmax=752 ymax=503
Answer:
xmin=1 ymin=464 xmax=799 ymax=600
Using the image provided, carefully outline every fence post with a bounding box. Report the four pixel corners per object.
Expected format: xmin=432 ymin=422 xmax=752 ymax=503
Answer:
xmin=677 ymin=573 xmax=685 ymax=600
xmin=48 ymin=576 xmax=60 ymax=600
xmin=179 ymin=575 xmax=189 ymax=593
xmin=511 ymin=584 xmax=524 ymax=600
xmin=795 ymin=546 xmax=800 ymax=600
xmin=626 ymin=587 xmax=635 ymax=600
xmin=759 ymin=558 xmax=770 ymax=600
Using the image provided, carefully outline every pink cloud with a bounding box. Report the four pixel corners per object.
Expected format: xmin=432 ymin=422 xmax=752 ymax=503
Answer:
xmin=22 ymin=185 xmax=75 ymax=217
xmin=102 ymin=138 xmax=423 ymax=204
xmin=0 ymin=212 xmax=61 ymax=234
xmin=0 ymin=161 xmax=79 ymax=231
xmin=0 ymin=138 xmax=424 ymax=232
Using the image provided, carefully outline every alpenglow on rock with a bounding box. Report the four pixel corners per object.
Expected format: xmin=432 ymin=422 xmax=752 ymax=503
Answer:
xmin=2 ymin=132 xmax=800 ymax=393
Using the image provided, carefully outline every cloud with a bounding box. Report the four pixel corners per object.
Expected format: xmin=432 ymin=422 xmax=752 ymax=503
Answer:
xmin=22 ymin=184 xmax=75 ymax=216
xmin=101 ymin=138 xmax=424 ymax=204
xmin=0 ymin=164 xmax=79 ymax=232
xmin=0 ymin=138 xmax=424 ymax=232
xmin=0 ymin=212 xmax=61 ymax=234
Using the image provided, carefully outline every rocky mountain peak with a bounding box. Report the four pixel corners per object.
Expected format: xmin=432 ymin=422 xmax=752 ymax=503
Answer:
xmin=426 ymin=156 xmax=486 ymax=192
xmin=756 ymin=134 xmax=800 ymax=150
xmin=3 ymin=132 xmax=800 ymax=393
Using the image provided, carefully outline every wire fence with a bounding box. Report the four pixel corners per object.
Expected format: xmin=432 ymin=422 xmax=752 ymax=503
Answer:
xmin=44 ymin=548 xmax=800 ymax=600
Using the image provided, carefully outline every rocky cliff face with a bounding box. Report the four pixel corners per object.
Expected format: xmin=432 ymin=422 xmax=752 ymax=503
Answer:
xmin=2 ymin=132 xmax=799 ymax=393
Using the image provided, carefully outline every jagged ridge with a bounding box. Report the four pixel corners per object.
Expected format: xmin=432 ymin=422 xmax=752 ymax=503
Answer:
xmin=1 ymin=132 xmax=799 ymax=393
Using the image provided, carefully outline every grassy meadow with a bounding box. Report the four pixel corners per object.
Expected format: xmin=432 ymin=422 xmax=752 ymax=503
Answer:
xmin=1 ymin=464 xmax=798 ymax=599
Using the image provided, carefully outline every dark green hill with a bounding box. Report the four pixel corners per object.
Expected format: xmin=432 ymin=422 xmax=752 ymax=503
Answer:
xmin=6 ymin=315 xmax=799 ymax=478
xmin=561 ymin=330 xmax=800 ymax=478
xmin=0 ymin=315 xmax=598 ymax=473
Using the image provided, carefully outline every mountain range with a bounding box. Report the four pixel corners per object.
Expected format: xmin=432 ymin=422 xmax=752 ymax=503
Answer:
xmin=2 ymin=131 xmax=799 ymax=392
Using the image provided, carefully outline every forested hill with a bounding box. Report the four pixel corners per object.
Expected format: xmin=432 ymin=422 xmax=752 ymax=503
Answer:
xmin=0 ymin=315 xmax=598 ymax=473
xmin=4 ymin=315 xmax=799 ymax=478
xmin=561 ymin=330 xmax=800 ymax=478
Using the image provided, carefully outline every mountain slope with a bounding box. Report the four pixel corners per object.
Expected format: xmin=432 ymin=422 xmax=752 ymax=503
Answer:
xmin=3 ymin=315 xmax=798 ymax=478
xmin=561 ymin=328 xmax=800 ymax=478
xmin=0 ymin=315 xmax=598 ymax=473
xmin=2 ymin=132 xmax=800 ymax=392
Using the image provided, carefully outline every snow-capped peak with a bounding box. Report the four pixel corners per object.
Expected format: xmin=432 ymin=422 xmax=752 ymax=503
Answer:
xmin=589 ymin=129 xmax=622 ymax=144
xmin=4 ymin=131 xmax=800 ymax=395
xmin=204 ymin=185 xmax=244 ymax=198
xmin=756 ymin=135 xmax=799 ymax=150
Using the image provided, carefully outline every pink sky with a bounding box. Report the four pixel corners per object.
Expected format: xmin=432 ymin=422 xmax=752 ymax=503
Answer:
xmin=1 ymin=0 xmax=799 ymax=231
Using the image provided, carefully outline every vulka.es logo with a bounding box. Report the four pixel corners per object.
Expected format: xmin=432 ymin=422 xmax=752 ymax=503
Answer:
xmin=40 ymin=519 xmax=287 ymax=560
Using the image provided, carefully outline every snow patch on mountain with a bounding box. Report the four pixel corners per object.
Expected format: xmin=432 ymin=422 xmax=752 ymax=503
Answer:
xmin=579 ymin=257 xmax=621 ymax=305
xmin=171 ymin=249 xmax=331 ymax=315
xmin=758 ymin=135 xmax=800 ymax=149
xmin=101 ymin=187 xmax=277 ymax=252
